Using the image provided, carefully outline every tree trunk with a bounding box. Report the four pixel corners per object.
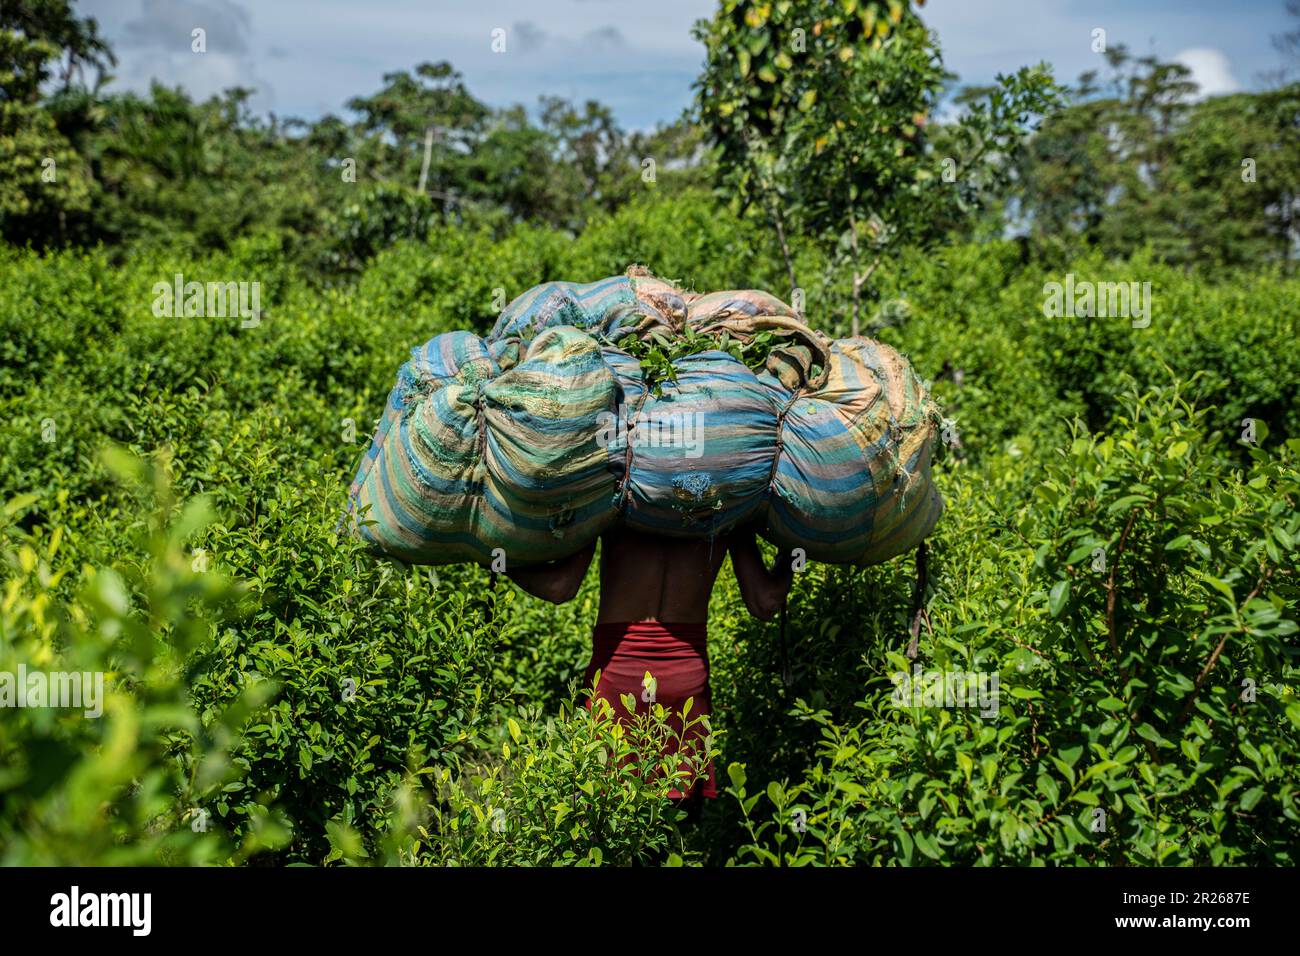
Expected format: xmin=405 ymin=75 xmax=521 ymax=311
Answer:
xmin=767 ymin=199 xmax=799 ymax=308
xmin=417 ymin=127 xmax=434 ymax=194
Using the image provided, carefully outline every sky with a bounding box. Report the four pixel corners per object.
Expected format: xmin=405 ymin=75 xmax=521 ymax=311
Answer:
xmin=74 ymin=0 xmax=1297 ymax=129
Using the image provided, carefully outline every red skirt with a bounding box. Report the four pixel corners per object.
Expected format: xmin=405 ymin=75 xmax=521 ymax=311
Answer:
xmin=582 ymin=621 xmax=717 ymax=799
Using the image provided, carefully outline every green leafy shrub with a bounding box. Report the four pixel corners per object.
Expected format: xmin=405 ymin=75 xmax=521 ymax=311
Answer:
xmin=412 ymin=693 xmax=713 ymax=866
xmin=2 ymin=203 xmax=1297 ymax=866
xmin=0 ymin=451 xmax=284 ymax=864
xmin=727 ymin=382 xmax=1299 ymax=865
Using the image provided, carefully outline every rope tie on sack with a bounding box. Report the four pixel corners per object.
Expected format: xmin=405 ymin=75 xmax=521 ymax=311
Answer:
xmin=473 ymin=381 xmax=489 ymax=467
xmin=767 ymin=393 xmax=799 ymax=492
xmin=617 ymin=389 xmax=652 ymax=514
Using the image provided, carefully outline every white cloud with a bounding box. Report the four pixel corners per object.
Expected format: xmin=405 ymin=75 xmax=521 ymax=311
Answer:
xmin=583 ymin=26 xmax=625 ymax=50
xmin=1172 ymin=47 xmax=1241 ymax=98
xmin=72 ymin=0 xmax=1281 ymax=131
xmin=119 ymin=50 xmax=258 ymax=101
xmin=79 ymin=0 xmax=710 ymax=126
xmin=121 ymin=0 xmax=251 ymax=54
xmin=511 ymin=21 xmax=548 ymax=54
xmin=88 ymin=0 xmax=275 ymax=110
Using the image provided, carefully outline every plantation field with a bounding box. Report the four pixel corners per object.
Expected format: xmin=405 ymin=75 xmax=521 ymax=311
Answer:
xmin=2 ymin=191 xmax=1298 ymax=865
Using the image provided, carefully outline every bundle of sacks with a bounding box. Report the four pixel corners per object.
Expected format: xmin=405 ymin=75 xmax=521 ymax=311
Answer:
xmin=345 ymin=270 xmax=943 ymax=567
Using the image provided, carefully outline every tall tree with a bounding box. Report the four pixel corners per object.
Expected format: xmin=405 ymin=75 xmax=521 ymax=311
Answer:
xmin=0 ymin=0 xmax=114 ymax=245
xmin=695 ymin=0 xmax=1058 ymax=333
xmin=345 ymin=61 xmax=490 ymax=203
xmin=1018 ymin=47 xmax=1299 ymax=267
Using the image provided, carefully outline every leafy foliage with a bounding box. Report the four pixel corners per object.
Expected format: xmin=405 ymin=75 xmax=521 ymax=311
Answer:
xmin=1 ymin=0 xmax=1297 ymax=868
xmin=620 ymin=326 xmax=788 ymax=397
xmin=727 ymin=383 xmax=1299 ymax=865
xmin=694 ymin=0 xmax=1062 ymax=333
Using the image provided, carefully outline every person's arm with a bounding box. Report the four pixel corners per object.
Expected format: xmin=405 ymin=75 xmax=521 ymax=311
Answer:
xmin=728 ymin=527 xmax=794 ymax=620
xmin=503 ymin=539 xmax=597 ymax=604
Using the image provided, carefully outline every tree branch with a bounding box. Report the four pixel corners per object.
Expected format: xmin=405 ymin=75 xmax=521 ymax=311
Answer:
xmin=1176 ymin=567 xmax=1274 ymax=726
xmin=1106 ymin=508 xmax=1141 ymax=677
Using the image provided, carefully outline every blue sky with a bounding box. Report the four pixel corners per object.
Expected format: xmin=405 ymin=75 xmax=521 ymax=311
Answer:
xmin=75 ymin=0 xmax=1296 ymax=129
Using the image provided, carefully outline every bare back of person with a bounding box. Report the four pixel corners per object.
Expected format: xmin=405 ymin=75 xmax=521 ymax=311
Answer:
xmin=504 ymin=523 xmax=791 ymax=624
xmin=595 ymin=527 xmax=729 ymax=624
